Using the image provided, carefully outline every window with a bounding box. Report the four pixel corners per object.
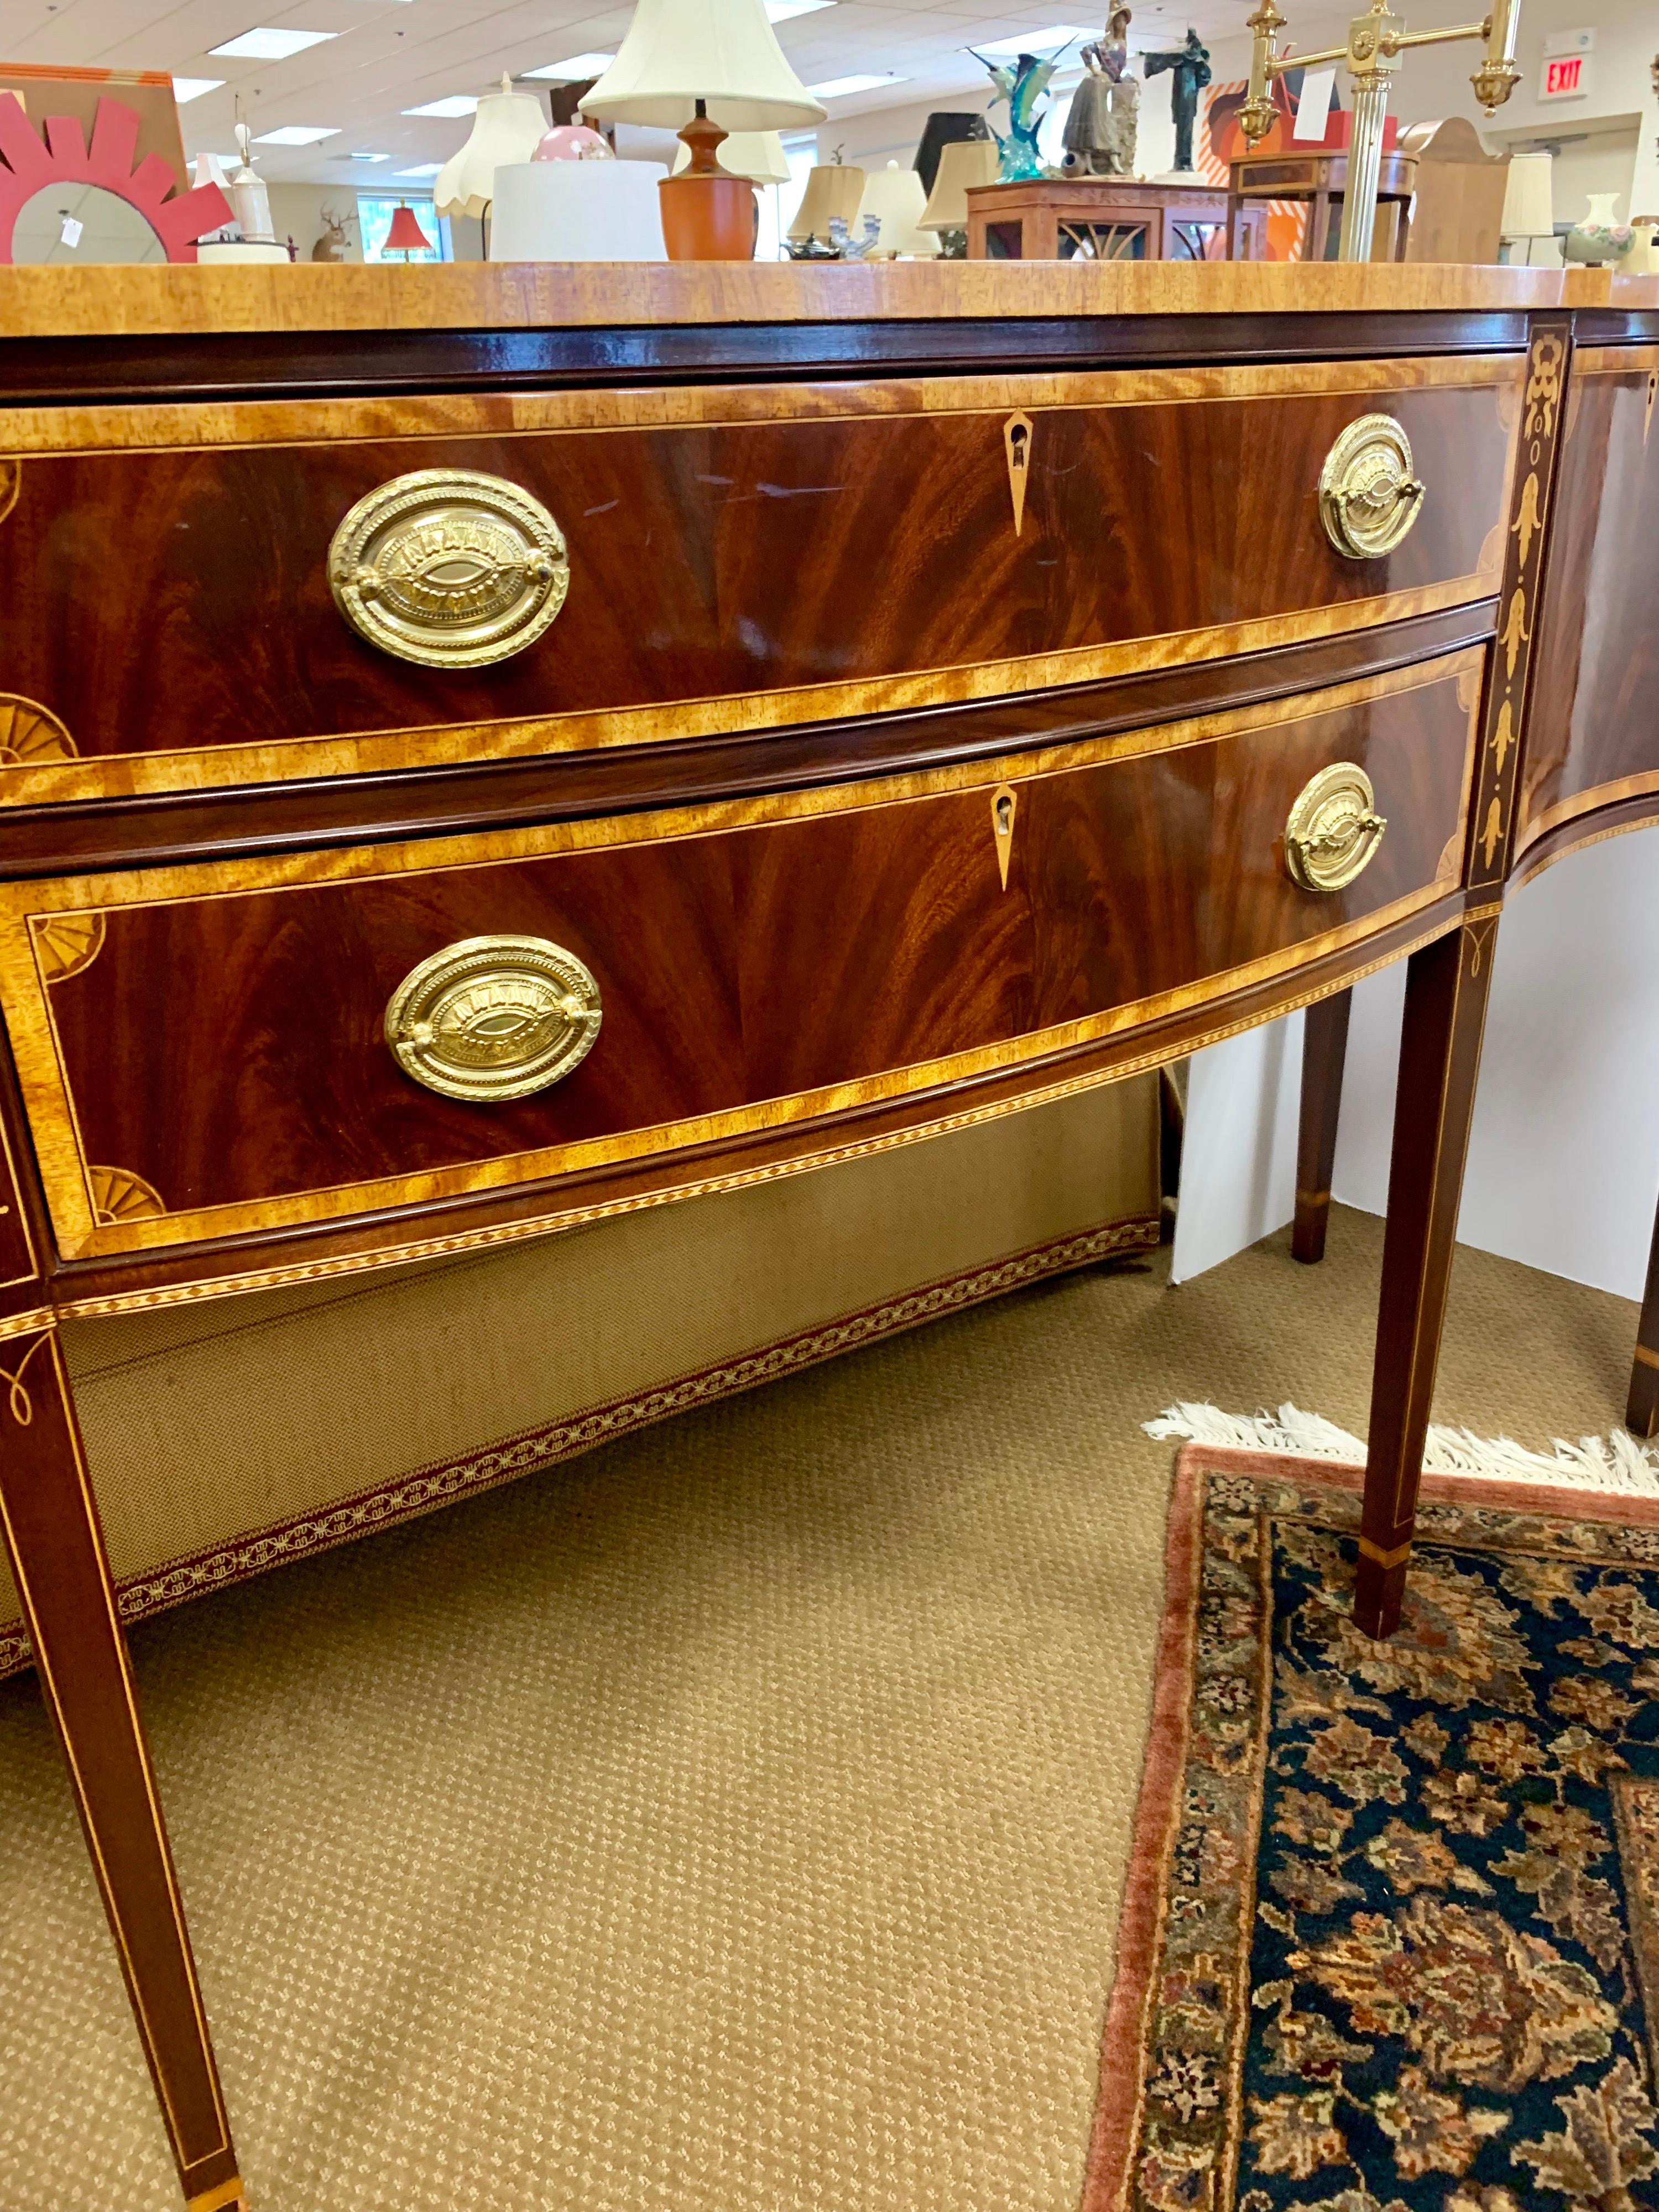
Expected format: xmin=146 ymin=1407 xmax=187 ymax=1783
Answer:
xmin=356 ymin=195 xmax=453 ymax=263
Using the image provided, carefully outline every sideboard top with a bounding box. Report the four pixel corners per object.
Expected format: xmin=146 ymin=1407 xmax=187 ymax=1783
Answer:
xmin=0 ymin=259 xmax=1646 ymax=341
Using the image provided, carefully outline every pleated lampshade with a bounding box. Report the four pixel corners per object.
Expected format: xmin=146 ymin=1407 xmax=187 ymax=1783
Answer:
xmin=786 ymin=163 xmax=865 ymax=243
xmin=583 ymin=0 xmax=826 ymax=129
xmin=919 ymin=139 xmax=999 ymax=232
xmin=385 ymin=204 xmax=434 ymax=257
xmin=1500 ymin=150 xmax=1554 ymax=240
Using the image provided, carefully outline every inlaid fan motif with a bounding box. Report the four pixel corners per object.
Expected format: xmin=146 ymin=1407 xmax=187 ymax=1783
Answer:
xmin=0 ymin=696 xmax=75 ymax=766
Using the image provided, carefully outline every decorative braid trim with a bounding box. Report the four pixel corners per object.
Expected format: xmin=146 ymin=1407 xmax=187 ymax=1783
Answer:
xmin=0 ymin=1213 xmax=1159 ymax=1681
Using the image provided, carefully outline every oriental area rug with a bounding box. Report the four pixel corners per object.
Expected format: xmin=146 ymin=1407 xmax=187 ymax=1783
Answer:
xmin=1086 ymin=1445 xmax=1659 ymax=2212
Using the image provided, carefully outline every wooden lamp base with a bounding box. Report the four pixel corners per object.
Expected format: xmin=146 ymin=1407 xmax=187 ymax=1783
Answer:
xmin=660 ymin=107 xmax=758 ymax=260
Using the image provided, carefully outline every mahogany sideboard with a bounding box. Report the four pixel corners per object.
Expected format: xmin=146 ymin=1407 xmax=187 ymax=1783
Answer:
xmin=0 ymin=258 xmax=1645 ymax=2209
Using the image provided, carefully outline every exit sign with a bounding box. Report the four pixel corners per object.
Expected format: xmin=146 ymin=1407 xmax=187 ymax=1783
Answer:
xmin=1541 ymin=27 xmax=1594 ymax=100
xmin=1543 ymin=53 xmax=1588 ymax=96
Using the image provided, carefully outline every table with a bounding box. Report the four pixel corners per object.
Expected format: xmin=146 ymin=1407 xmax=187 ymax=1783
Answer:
xmin=966 ymin=176 xmax=1266 ymax=260
xmin=1228 ymin=147 xmax=1418 ymax=262
xmin=0 ymin=257 xmax=1637 ymax=2208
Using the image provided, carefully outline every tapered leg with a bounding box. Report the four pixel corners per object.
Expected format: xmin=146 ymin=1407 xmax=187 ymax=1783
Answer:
xmin=1355 ymin=921 xmax=1496 ymax=1640
xmin=0 ymin=1323 xmax=245 ymax=2210
xmin=1629 ymin=1198 xmax=1659 ymax=1439
xmin=1292 ymin=988 xmax=1352 ymax=1265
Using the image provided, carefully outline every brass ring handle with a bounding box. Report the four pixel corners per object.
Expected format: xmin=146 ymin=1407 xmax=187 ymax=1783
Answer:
xmin=385 ymin=935 xmax=601 ymax=1101
xmin=328 ymin=468 xmax=569 ymax=669
xmin=1284 ymin=763 xmax=1389 ymax=893
xmin=1318 ymin=415 xmax=1426 ymax=560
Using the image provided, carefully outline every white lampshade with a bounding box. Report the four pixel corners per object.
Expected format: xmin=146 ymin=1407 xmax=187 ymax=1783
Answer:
xmin=786 ymin=163 xmax=864 ymax=242
xmin=192 ymin=150 xmax=232 ymax=196
xmin=919 ymin=139 xmax=998 ymax=231
xmin=435 ymin=77 xmax=549 ymax=219
xmin=489 ymin=160 xmax=668 ymax=260
xmin=583 ymin=0 xmax=826 ymax=130
xmin=857 ymin=160 xmax=937 ymax=257
xmin=673 ymin=129 xmax=790 ymax=184
xmin=1500 ymin=150 xmax=1554 ymax=239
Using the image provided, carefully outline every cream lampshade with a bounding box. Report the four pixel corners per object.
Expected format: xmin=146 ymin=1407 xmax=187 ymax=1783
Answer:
xmin=786 ymin=163 xmax=865 ymax=243
xmin=435 ymin=76 xmax=549 ymax=220
xmin=857 ymin=161 xmax=937 ymax=257
xmin=583 ymin=0 xmax=824 ymax=258
xmin=672 ymin=129 xmax=791 ymax=184
xmin=583 ymin=0 xmax=826 ymax=131
xmin=1499 ymin=150 xmax=1554 ymax=257
xmin=918 ymin=138 xmax=998 ymax=231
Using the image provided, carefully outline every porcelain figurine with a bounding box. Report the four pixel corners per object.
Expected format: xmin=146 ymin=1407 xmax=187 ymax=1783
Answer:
xmin=1063 ymin=10 xmax=1141 ymax=178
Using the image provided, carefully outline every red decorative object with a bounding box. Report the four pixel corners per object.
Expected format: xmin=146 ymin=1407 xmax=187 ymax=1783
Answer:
xmin=384 ymin=202 xmax=434 ymax=258
xmin=0 ymin=93 xmax=229 ymax=265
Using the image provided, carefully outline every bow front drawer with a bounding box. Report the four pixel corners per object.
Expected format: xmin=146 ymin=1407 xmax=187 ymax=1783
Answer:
xmin=0 ymin=358 xmax=1519 ymax=804
xmin=0 ymin=649 xmax=1481 ymax=1264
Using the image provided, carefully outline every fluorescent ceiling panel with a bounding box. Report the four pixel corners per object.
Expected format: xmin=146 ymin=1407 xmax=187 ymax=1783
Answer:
xmin=171 ymin=77 xmax=224 ymax=103
xmin=403 ymin=95 xmax=479 ymax=117
xmin=523 ymin=53 xmax=615 ymax=79
xmin=808 ymin=73 xmax=904 ymax=98
xmin=395 ymin=163 xmax=444 ymax=177
xmin=209 ymin=27 xmax=338 ymax=58
xmin=766 ymin=0 xmax=836 ymax=17
xmin=972 ymin=25 xmax=1094 ymax=54
xmin=254 ymin=124 xmax=340 ymax=144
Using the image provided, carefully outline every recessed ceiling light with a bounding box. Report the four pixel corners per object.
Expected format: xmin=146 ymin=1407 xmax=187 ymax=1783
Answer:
xmin=523 ymin=53 xmax=616 ymax=80
xmin=254 ymin=124 xmax=340 ymax=145
xmin=402 ymin=95 xmax=479 ymax=117
xmin=766 ymin=0 xmax=835 ymax=16
xmin=807 ymin=72 xmax=904 ymax=98
xmin=342 ymin=150 xmax=390 ymax=162
xmin=209 ymin=27 xmax=339 ymax=59
xmin=171 ymin=77 xmax=225 ymax=103
xmin=973 ymin=25 xmax=1094 ymax=55
xmin=395 ymin=163 xmax=444 ymax=178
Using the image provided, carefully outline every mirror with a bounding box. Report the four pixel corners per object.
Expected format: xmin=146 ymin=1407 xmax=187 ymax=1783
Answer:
xmin=12 ymin=183 xmax=166 ymax=265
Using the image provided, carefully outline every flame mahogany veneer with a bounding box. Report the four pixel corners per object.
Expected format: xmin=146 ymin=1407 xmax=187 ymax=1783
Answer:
xmin=0 ymin=267 xmax=1653 ymax=2211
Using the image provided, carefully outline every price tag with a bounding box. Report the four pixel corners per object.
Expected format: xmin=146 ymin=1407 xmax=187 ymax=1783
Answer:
xmin=1293 ymin=67 xmax=1337 ymax=141
xmin=59 ymin=214 xmax=83 ymax=248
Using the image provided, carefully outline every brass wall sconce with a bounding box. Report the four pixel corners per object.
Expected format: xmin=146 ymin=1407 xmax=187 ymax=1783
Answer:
xmin=1239 ymin=0 xmax=1522 ymax=260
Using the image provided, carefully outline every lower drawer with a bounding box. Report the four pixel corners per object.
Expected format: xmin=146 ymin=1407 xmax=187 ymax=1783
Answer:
xmin=3 ymin=649 xmax=1481 ymax=1263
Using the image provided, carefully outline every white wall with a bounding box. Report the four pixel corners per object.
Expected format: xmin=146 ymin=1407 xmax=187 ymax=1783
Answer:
xmin=1177 ymin=828 xmax=1659 ymax=1298
xmin=1332 ymin=830 xmax=1659 ymax=1301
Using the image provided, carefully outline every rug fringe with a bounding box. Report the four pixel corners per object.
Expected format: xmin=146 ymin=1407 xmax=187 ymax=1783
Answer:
xmin=1143 ymin=1402 xmax=1659 ymax=1495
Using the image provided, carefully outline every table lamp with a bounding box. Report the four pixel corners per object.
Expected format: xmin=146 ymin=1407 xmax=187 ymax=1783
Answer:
xmin=917 ymin=139 xmax=999 ymax=257
xmin=583 ymin=0 xmax=825 ymax=259
xmin=435 ymin=75 xmax=548 ymax=223
xmin=384 ymin=202 xmax=434 ymax=259
xmin=786 ymin=163 xmax=865 ymax=247
xmin=1499 ymin=149 xmax=1554 ymax=264
xmin=857 ymin=161 xmax=938 ymax=258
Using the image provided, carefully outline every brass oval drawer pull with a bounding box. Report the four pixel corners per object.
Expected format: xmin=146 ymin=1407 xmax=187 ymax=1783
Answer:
xmin=1284 ymin=763 xmax=1388 ymax=893
xmin=385 ymin=935 xmax=601 ymax=1101
xmin=328 ymin=468 xmax=568 ymax=668
xmin=1318 ymin=415 xmax=1425 ymax=560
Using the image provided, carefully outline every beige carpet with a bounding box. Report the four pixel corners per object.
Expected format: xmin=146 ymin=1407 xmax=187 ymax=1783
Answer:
xmin=0 ymin=1206 xmax=1640 ymax=2212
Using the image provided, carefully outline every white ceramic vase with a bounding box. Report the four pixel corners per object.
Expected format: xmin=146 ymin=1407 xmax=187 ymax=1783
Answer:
xmin=1563 ymin=191 xmax=1635 ymax=267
